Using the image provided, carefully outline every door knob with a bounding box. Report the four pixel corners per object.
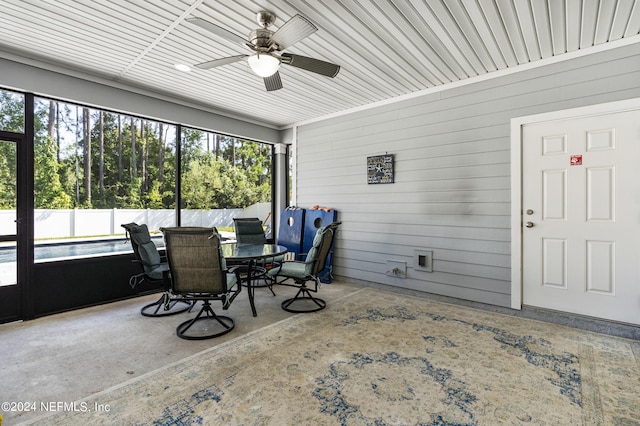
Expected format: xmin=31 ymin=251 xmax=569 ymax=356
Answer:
xmin=525 ymin=221 xmax=534 ymax=228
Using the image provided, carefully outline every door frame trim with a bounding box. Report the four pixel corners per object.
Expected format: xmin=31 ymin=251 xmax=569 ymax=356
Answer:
xmin=510 ymin=97 xmax=640 ymax=310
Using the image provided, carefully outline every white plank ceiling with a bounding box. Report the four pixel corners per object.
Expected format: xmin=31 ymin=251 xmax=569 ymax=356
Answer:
xmin=1 ymin=0 xmax=639 ymax=128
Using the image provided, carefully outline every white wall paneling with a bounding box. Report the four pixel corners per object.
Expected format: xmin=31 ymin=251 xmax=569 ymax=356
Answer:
xmin=296 ymin=43 xmax=640 ymax=307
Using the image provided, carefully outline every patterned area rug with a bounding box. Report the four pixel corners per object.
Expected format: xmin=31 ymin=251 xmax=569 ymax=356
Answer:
xmin=27 ymin=288 xmax=639 ymax=425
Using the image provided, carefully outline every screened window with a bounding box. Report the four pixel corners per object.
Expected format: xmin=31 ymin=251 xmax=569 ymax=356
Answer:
xmin=0 ymin=89 xmax=23 ymax=284
xmin=180 ymin=128 xmax=273 ymax=237
xmin=31 ymin=98 xmax=177 ymax=258
xmin=0 ymin=91 xmax=275 ymax=261
xmin=0 ymin=89 xmax=25 ymax=133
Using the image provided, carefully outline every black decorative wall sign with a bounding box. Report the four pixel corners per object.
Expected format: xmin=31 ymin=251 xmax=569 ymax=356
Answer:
xmin=367 ymin=154 xmax=394 ymax=184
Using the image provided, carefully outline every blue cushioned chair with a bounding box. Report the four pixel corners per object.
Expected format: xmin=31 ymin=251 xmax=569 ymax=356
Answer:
xmin=267 ymin=222 xmax=340 ymax=313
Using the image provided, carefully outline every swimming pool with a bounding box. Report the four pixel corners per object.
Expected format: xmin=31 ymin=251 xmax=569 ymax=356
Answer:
xmin=0 ymin=237 xmax=165 ymax=263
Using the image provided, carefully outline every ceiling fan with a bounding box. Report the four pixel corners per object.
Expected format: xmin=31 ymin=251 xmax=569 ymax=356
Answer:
xmin=186 ymin=11 xmax=340 ymax=91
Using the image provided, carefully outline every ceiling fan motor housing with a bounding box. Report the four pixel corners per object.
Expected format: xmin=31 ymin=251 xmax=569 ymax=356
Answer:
xmin=249 ymin=28 xmax=275 ymax=51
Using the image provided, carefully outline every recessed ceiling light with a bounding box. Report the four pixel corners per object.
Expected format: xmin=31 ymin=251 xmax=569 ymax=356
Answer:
xmin=174 ymin=64 xmax=191 ymax=72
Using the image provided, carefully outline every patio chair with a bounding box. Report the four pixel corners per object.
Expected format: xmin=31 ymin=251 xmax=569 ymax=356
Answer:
xmin=267 ymin=222 xmax=341 ymax=313
xmin=121 ymin=222 xmax=191 ymax=317
xmin=233 ymin=217 xmax=268 ymax=244
xmin=233 ymin=217 xmax=286 ymax=266
xmin=232 ymin=217 xmax=282 ymax=295
xmin=161 ymin=226 xmax=242 ymax=340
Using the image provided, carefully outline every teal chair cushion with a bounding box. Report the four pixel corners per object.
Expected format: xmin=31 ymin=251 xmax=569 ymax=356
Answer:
xmin=267 ymin=225 xmax=328 ymax=280
xmin=303 ymin=229 xmax=324 ymax=264
xmin=139 ymin=241 xmax=162 ymax=271
xmin=267 ymin=261 xmax=308 ymax=280
xmin=146 ymin=263 xmax=170 ymax=280
xmin=123 ymin=222 xmax=164 ymax=277
xmin=226 ymin=272 xmax=238 ymax=288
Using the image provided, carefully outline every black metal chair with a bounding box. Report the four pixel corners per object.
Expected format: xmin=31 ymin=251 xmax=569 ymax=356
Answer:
xmin=267 ymin=222 xmax=340 ymax=313
xmin=161 ymin=226 xmax=242 ymax=340
xmin=121 ymin=222 xmax=191 ymax=317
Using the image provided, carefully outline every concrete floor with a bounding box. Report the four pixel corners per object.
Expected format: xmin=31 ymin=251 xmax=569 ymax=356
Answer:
xmin=2 ymin=278 xmax=638 ymax=425
xmin=1 ymin=280 xmax=364 ymax=425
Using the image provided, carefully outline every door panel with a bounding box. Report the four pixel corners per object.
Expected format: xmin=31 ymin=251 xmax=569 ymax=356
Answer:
xmin=542 ymin=238 xmax=566 ymax=288
xmin=522 ymin=110 xmax=640 ymax=325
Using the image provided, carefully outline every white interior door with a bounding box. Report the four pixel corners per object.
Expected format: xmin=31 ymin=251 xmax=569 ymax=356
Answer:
xmin=522 ymin=109 xmax=640 ymax=325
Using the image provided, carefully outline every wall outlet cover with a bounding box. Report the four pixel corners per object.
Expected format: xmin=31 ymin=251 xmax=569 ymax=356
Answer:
xmin=385 ymin=260 xmax=407 ymax=278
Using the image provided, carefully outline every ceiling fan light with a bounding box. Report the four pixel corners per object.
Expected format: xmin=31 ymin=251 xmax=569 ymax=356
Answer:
xmin=247 ymin=53 xmax=280 ymax=77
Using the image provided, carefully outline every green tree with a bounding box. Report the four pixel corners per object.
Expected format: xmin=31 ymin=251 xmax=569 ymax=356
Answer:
xmin=0 ymin=144 xmax=16 ymax=208
xmin=0 ymin=90 xmax=25 ymax=132
xmin=33 ymin=136 xmax=73 ymax=208
xmin=8 ymin=93 xmax=272 ymax=216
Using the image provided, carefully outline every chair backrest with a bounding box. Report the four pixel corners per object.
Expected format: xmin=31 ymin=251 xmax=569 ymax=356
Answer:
xmin=304 ymin=222 xmax=341 ymax=276
xmin=121 ymin=222 xmax=162 ymax=274
xmin=161 ymin=226 xmax=228 ymax=294
xmin=233 ymin=217 xmax=267 ymax=245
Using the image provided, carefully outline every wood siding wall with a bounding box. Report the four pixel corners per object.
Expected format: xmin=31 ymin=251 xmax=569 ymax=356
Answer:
xmin=295 ymin=43 xmax=640 ymax=307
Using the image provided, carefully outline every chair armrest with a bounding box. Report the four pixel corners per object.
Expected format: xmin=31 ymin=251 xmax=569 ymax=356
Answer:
xmin=226 ymin=265 xmax=242 ymax=274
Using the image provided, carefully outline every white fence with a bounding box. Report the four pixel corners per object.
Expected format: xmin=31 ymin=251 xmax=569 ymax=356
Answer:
xmin=0 ymin=203 xmax=271 ymax=239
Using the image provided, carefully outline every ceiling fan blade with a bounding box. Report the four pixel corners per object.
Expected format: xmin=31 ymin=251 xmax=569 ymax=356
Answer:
xmin=281 ymin=53 xmax=340 ymax=78
xmin=186 ymin=17 xmax=247 ymax=46
xmin=264 ymin=72 xmax=283 ymax=91
xmin=269 ymin=15 xmax=317 ymax=50
xmin=194 ymin=55 xmax=247 ymax=69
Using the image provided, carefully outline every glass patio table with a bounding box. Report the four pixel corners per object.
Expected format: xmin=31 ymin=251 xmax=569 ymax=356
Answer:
xmin=221 ymin=243 xmax=288 ymax=317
